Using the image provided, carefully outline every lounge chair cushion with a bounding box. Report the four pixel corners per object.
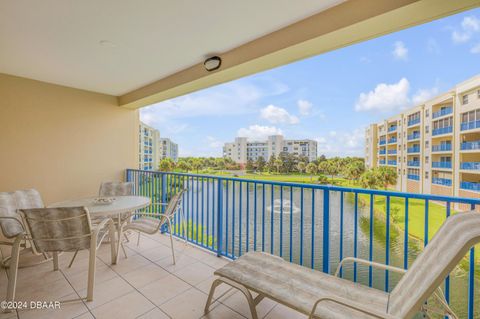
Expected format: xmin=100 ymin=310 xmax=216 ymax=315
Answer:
xmin=215 ymin=252 xmax=389 ymax=318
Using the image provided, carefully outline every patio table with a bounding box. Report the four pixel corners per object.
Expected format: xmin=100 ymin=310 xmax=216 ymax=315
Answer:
xmin=48 ymin=195 xmax=150 ymax=264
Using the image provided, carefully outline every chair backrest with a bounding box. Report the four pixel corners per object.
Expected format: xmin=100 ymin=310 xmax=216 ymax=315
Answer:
xmin=0 ymin=189 xmax=44 ymax=238
xmin=388 ymin=211 xmax=480 ymax=318
xmin=163 ymin=190 xmax=185 ymax=218
xmin=19 ymin=207 xmax=92 ymax=253
xmin=99 ymin=182 xmax=134 ymax=197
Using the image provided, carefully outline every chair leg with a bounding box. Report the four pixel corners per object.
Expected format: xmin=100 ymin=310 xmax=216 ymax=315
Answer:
xmin=121 ymin=242 xmax=128 ymax=259
xmin=204 ymin=278 xmax=222 ymax=314
xmin=166 ymin=218 xmax=176 ymax=265
xmin=109 ymin=222 xmax=117 ymax=265
xmin=52 ymin=252 xmax=59 ymax=271
xmin=68 ymin=250 xmax=79 ymax=268
xmin=87 ymin=244 xmax=97 ymax=301
xmin=5 ymin=236 xmax=23 ymax=312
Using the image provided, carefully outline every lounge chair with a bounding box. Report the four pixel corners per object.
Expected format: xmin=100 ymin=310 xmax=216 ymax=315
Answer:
xmin=205 ymin=211 xmax=480 ymax=319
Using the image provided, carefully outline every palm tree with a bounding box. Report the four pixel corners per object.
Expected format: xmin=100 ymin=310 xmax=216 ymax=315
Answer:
xmin=359 ymin=169 xmax=378 ymax=189
xmin=305 ymin=162 xmax=318 ymax=181
xmin=274 ymin=159 xmax=283 ymax=174
xmin=375 ymin=167 xmax=397 ymax=189
xmin=297 ymin=161 xmax=306 ymax=174
xmin=159 ymin=158 xmax=174 ymax=172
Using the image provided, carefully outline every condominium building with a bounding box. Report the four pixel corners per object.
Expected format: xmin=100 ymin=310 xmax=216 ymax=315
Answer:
xmin=139 ymin=122 xmax=160 ymax=170
xmin=223 ymin=135 xmax=317 ymax=165
xmin=159 ymin=138 xmax=179 ymax=162
xmin=365 ymin=75 xmax=480 ymax=203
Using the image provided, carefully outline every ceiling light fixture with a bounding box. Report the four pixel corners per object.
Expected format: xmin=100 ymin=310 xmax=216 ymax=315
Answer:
xmin=204 ymin=56 xmax=221 ymax=71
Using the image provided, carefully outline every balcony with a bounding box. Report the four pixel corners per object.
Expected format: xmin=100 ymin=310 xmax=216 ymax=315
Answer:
xmin=461 ymin=120 xmax=480 ymax=131
xmin=387 ymin=160 xmax=397 ymax=166
xmin=379 ymin=160 xmax=386 ymax=165
xmin=388 ymin=125 xmax=397 ymax=132
xmin=387 ymin=149 xmax=397 ymax=155
xmin=379 ymin=139 xmax=386 ymax=145
xmin=407 ymin=132 xmax=420 ymax=141
xmin=407 ymin=174 xmax=420 ymax=181
xmin=432 ymin=126 xmax=453 ymax=136
xmin=432 ymin=177 xmax=452 ymax=187
xmin=461 ymin=141 xmax=480 ymax=151
xmin=379 ymin=149 xmax=386 ymax=155
xmin=432 ymin=161 xmax=452 ymax=169
xmin=408 ymin=118 xmax=420 ymax=126
xmin=407 ymin=161 xmax=420 ymax=167
xmin=432 ymin=107 xmax=453 ymax=119
xmin=432 ymin=144 xmax=452 ymax=152
xmin=387 ymin=137 xmax=397 ymax=144
xmin=461 ymin=181 xmax=480 ymax=192
xmin=407 ymin=146 xmax=420 ymax=154
xmin=460 ymin=162 xmax=480 ymax=171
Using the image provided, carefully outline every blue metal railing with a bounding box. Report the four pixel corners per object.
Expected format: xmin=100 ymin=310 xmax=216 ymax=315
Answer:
xmin=407 ymin=161 xmax=420 ymax=167
xmin=126 ymin=169 xmax=480 ymax=318
xmin=407 ymin=132 xmax=420 ymax=140
xmin=379 ymin=140 xmax=386 ymax=145
xmin=379 ymin=149 xmax=386 ymax=155
xmin=461 ymin=162 xmax=480 ymax=170
xmin=407 ymin=174 xmax=420 ymax=181
xmin=387 ymin=149 xmax=397 ymax=155
xmin=432 ymin=126 xmax=453 ymax=136
xmin=432 ymin=107 xmax=453 ymax=119
xmin=388 ymin=137 xmax=397 ymax=144
xmin=379 ymin=160 xmax=386 ymax=165
xmin=407 ymin=146 xmax=420 ymax=153
xmin=462 ymin=141 xmax=480 ymax=151
xmin=387 ymin=160 xmax=397 ymax=165
xmin=388 ymin=126 xmax=397 ymax=132
xmin=432 ymin=177 xmax=452 ymax=187
xmin=432 ymin=161 xmax=452 ymax=169
xmin=408 ymin=118 xmax=421 ymax=126
xmin=432 ymin=144 xmax=452 ymax=152
xmin=461 ymin=120 xmax=480 ymax=131
xmin=461 ymin=181 xmax=480 ymax=192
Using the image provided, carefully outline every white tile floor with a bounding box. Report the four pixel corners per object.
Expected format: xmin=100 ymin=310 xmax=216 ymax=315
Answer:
xmin=0 ymin=233 xmax=307 ymax=319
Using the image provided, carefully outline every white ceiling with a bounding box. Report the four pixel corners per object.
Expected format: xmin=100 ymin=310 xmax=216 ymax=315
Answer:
xmin=0 ymin=0 xmax=344 ymax=96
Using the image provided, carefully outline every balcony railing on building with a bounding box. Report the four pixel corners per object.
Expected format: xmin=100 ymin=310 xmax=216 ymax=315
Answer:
xmin=460 ymin=162 xmax=480 ymax=170
xmin=461 ymin=120 xmax=480 ymax=131
xmin=388 ymin=125 xmax=397 ymax=132
xmin=407 ymin=132 xmax=420 ymax=140
xmin=461 ymin=141 xmax=480 ymax=151
xmin=432 ymin=177 xmax=452 ymax=187
xmin=379 ymin=160 xmax=386 ymax=165
xmin=387 ymin=149 xmax=397 ymax=155
xmin=379 ymin=149 xmax=386 ymax=155
xmin=127 ymin=169 xmax=480 ymax=318
xmin=432 ymin=126 xmax=453 ymax=136
xmin=432 ymin=161 xmax=452 ymax=169
xmin=407 ymin=146 xmax=420 ymax=153
xmin=408 ymin=118 xmax=420 ymax=126
xmin=379 ymin=139 xmax=386 ymax=145
xmin=432 ymin=143 xmax=452 ymax=152
xmin=388 ymin=137 xmax=397 ymax=144
xmin=407 ymin=174 xmax=420 ymax=181
xmin=407 ymin=161 xmax=420 ymax=167
xmin=461 ymin=181 xmax=480 ymax=192
xmin=432 ymin=107 xmax=453 ymax=119
xmin=387 ymin=160 xmax=397 ymax=165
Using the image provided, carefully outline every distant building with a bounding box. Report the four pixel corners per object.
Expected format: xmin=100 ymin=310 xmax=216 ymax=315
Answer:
xmin=139 ymin=122 xmax=160 ymax=170
xmin=159 ymin=138 xmax=179 ymax=162
xmin=223 ymin=135 xmax=317 ymax=165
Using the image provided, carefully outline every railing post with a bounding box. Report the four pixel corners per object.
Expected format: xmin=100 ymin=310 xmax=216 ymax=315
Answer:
xmin=160 ymin=173 xmax=167 ymax=233
xmin=322 ymin=189 xmax=330 ymax=274
xmin=217 ymin=179 xmax=223 ymax=257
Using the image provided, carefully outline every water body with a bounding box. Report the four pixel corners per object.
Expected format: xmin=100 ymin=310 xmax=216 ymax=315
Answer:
xmin=179 ymin=180 xmax=479 ymax=317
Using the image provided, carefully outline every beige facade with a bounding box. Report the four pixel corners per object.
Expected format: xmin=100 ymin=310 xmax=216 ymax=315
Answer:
xmin=139 ymin=122 xmax=160 ymax=171
xmin=366 ymin=75 xmax=480 ymax=200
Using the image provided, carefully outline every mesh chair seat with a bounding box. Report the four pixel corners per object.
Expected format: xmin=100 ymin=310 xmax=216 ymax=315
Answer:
xmin=124 ymin=217 xmax=161 ymax=235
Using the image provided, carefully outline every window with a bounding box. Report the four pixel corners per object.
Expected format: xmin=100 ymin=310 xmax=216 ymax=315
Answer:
xmin=425 ymin=171 xmax=429 ymax=179
xmin=463 ymin=94 xmax=469 ymax=105
xmin=425 ymin=125 xmax=429 ymax=134
xmin=426 ymin=109 xmax=429 ymax=117
xmin=425 ymin=156 xmax=429 ymax=164
xmin=425 ymin=141 xmax=429 ymax=148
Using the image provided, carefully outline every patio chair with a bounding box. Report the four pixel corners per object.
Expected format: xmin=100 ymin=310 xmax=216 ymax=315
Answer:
xmin=4 ymin=207 xmax=116 ymax=307
xmin=124 ymin=190 xmax=186 ymax=264
xmin=0 ymin=189 xmax=48 ymax=269
xmin=205 ymin=211 xmax=480 ymax=319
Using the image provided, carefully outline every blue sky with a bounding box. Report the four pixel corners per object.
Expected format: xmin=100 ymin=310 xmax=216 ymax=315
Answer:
xmin=141 ymin=8 xmax=480 ymax=158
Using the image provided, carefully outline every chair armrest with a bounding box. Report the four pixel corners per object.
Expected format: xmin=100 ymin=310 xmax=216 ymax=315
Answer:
xmin=0 ymin=214 xmax=26 ymax=239
xmin=309 ymin=295 xmax=400 ymax=319
xmin=133 ymin=212 xmax=172 ymax=220
xmin=335 ymin=257 xmax=406 ymax=277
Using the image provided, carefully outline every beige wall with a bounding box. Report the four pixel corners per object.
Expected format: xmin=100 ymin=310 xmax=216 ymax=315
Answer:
xmin=0 ymin=73 xmax=138 ymax=204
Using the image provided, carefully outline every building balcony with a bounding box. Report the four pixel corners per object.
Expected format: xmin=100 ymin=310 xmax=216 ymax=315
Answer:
xmin=432 ymin=126 xmax=453 ymax=136
xmin=407 ymin=161 xmax=420 ymax=167
xmin=407 ymin=174 xmax=420 ymax=181
xmin=408 ymin=118 xmax=421 ymax=126
xmin=407 ymin=132 xmax=420 ymax=141
xmin=460 ymin=162 xmax=480 ymax=171
xmin=379 ymin=149 xmax=386 ymax=155
xmin=379 ymin=160 xmax=386 ymax=165
xmin=379 ymin=140 xmax=386 ymax=145
xmin=461 ymin=120 xmax=480 ymax=131
xmin=388 ymin=137 xmax=397 ymax=144
xmin=432 ymin=144 xmax=452 ymax=152
xmin=387 ymin=160 xmax=397 ymax=166
xmin=432 ymin=107 xmax=453 ymax=119
xmin=432 ymin=177 xmax=452 ymax=187
xmin=387 ymin=149 xmax=397 ymax=155
xmin=461 ymin=141 xmax=480 ymax=151
xmin=461 ymin=181 xmax=480 ymax=192
xmin=432 ymin=161 xmax=452 ymax=169
xmin=388 ymin=125 xmax=397 ymax=132
xmin=407 ymin=146 xmax=420 ymax=154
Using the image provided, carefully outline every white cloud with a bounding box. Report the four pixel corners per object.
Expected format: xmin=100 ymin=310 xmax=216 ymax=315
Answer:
xmin=315 ymin=128 xmax=364 ymax=157
xmin=471 ymin=43 xmax=480 ymax=54
xmin=206 ymin=136 xmax=223 ymax=148
xmin=260 ymin=104 xmax=299 ymax=124
xmin=451 ymin=16 xmax=480 ymax=44
xmin=237 ymin=125 xmax=283 ymax=140
xmin=297 ymin=99 xmax=313 ymax=116
xmin=392 ymin=41 xmax=408 ymax=60
xmin=355 ymin=78 xmax=410 ymax=112
xmin=412 ymin=87 xmax=439 ymax=104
